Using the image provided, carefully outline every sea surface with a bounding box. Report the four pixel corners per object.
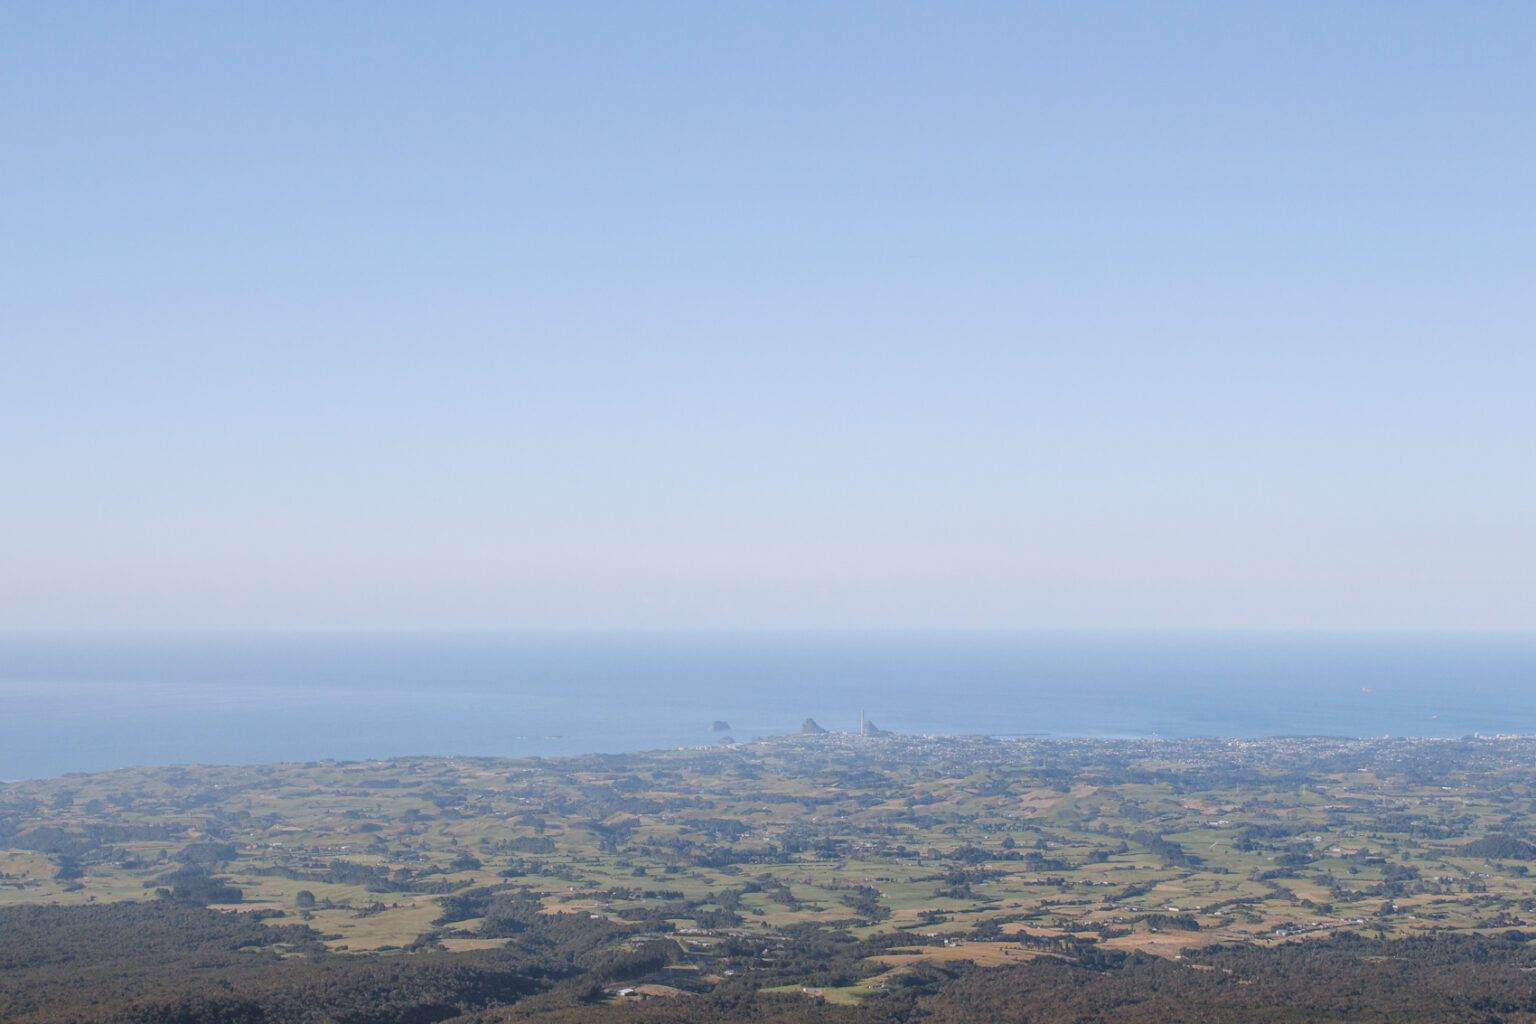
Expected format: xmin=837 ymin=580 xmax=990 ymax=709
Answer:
xmin=3 ymin=631 xmax=1536 ymax=781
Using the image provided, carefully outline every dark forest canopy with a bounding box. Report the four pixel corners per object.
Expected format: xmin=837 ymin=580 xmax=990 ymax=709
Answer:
xmin=6 ymin=901 xmax=1536 ymax=1024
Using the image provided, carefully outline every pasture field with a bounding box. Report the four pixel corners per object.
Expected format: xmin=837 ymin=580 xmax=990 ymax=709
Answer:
xmin=6 ymin=734 xmax=1536 ymax=984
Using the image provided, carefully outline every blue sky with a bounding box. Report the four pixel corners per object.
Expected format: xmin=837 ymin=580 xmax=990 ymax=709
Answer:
xmin=2 ymin=2 xmax=1533 ymax=629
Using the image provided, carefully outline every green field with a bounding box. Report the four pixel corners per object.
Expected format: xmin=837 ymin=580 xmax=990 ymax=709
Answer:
xmin=6 ymin=733 xmax=1536 ymax=975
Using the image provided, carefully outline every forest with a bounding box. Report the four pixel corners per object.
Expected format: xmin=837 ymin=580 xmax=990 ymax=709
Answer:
xmin=5 ymin=900 xmax=1536 ymax=1023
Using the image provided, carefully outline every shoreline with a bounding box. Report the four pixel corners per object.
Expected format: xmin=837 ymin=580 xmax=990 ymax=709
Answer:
xmin=8 ymin=729 xmax=1536 ymax=786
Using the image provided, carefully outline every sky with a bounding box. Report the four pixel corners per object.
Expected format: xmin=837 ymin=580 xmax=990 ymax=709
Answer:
xmin=2 ymin=2 xmax=1534 ymax=631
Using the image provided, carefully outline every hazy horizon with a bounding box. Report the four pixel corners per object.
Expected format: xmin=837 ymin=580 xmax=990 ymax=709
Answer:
xmin=6 ymin=628 xmax=1536 ymax=780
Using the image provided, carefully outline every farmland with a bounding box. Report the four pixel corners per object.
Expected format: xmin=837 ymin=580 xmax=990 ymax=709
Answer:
xmin=7 ymin=732 xmax=1536 ymax=985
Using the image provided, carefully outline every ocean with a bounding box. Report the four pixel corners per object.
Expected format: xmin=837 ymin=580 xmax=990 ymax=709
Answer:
xmin=3 ymin=631 xmax=1536 ymax=781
